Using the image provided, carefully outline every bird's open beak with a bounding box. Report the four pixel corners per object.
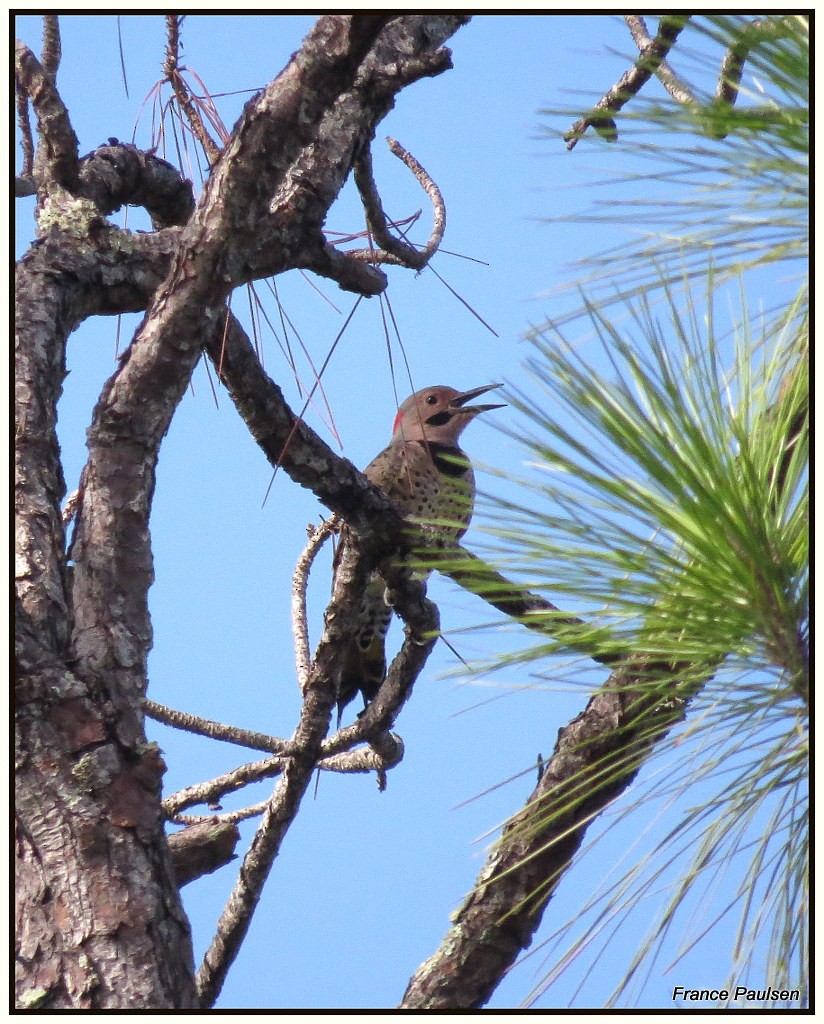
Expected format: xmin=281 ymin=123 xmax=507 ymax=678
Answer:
xmin=449 ymin=383 xmax=506 ymax=415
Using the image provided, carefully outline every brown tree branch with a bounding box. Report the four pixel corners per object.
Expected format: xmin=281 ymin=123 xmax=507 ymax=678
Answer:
xmin=162 ymin=756 xmax=288 ymax=817
xmin=203 ymin=313 xmax=409 ymax=537
xmin=624 ymin=15 xmax=696 ymax=105
xmin=144 ymin=698 xmax=291 ymax=756
xmin=76 ymin=141 xmax=196 ymax=228
xmin=15 ymin=75 xmax=34 ymax=181
xmin=40 ymin=14 xmax=61 ymax=81
xmin=300 ymin=242 xmax=389 ymax=295
xmin=168 ymin=819 xmax=241 ymax=887
xmin=14 ymin=40 xmax=79 ymax=191
xmin=400 ymin=658 xmax=695 ymax=1009
xmin=292 ymin=517 xmax=340 ymax=692
xmin=163 ymin=15 xmax=222 ymax=165
xmin=171 ymin=802 xmax=271 ymax=827
xmin=564 ymin=15 xmax=691 ymax=149
xmin=351 ymin=136 xmax=446 ymax=268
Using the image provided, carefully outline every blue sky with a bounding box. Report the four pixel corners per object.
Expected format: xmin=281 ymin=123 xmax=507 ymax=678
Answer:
xmin=14 ymin=13 xmax=804 ymax=1013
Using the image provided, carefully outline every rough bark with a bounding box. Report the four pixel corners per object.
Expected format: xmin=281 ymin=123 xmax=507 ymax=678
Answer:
xmin=168 ymin=821 xmax=242 ymax=888
xmin=400 ymin=660 xmax=691 ymax=1009
xmin=15 ymin=14 xmax=469 ymax=1009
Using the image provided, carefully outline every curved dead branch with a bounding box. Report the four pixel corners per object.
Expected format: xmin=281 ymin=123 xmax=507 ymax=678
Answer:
xmin=292 ymin=517 xmax=340 ymax=692
xmin=77 ymin=141 xmax=196 ymax=228
xmin=351 ymin=136 xmax=446 ymax=268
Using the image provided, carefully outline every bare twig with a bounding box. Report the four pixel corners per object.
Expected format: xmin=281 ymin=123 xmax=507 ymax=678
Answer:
xmin=163 ymin=14 xmax=222 ymax=164
xmin=40 ymin=14 xmax=61 ymax=81
xmin=161 ymin=731 xmax=404 ymax=818
xmin=564 ymin=15 xmax=691 ymax=149
xmin=144 ymin=697 xmax=290 ymax=755
xmin=350 ymin=136 xmax=446 ymax=267
xmin=624 ymin=15 xmax=696 ymax=105
xmin=292 ymin=517 xmax=339 ymax=692
xmin=171 ymin=802 xmax=271 ymax=827
xmin=162 ymin=756 xmax=287 ymax=817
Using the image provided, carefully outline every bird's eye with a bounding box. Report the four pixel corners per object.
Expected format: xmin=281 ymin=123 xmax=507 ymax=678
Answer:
xmin=426 ymin=394 xmax=438 ymax=405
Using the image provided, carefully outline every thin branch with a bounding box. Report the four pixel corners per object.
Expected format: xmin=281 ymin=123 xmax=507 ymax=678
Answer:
xmin=160 ymin=730 xmax=404 ymax=817
xmin=351 ymin=136 xmax=446 ymax=268
xmin=40 ymin=14 xmax=61 ymax=81
xmin=163 ymin=15 xmax=222 ymax=165
xmin=162 ymin=757 xmax=287 ymax=816
xmin=292 ymin=516 xmax=340 ymax=692
xmin=624 ymin=15 xmax=696 ymax=105
xmin=564 ymin=15 xmax=691 ymax=149
xmin=144 ymin=698 xmax=290 ymax=755
xmin=709 ymin=16 xmax=795 ymax=139
xmin=171 ymin=802 xmax=270 ymax=827
xmin=433 ymin=546 xmax=637 ymax=669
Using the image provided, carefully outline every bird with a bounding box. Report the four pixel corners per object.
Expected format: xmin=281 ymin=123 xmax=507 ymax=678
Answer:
xmin=335 ymin=383 xmax=504 ymax=723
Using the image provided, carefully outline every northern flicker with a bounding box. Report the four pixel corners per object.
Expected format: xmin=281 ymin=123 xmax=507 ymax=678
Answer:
xmin=335 ymin=383 xmax=504 ymax=722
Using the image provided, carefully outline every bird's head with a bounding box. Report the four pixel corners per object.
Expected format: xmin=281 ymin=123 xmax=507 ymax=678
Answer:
xmin=391 ymin=384 xmax=505 ymax=445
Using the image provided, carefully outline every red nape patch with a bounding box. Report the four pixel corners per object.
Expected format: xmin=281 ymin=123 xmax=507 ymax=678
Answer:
xmin=392 ymin=409 xmax=404 ymax=433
